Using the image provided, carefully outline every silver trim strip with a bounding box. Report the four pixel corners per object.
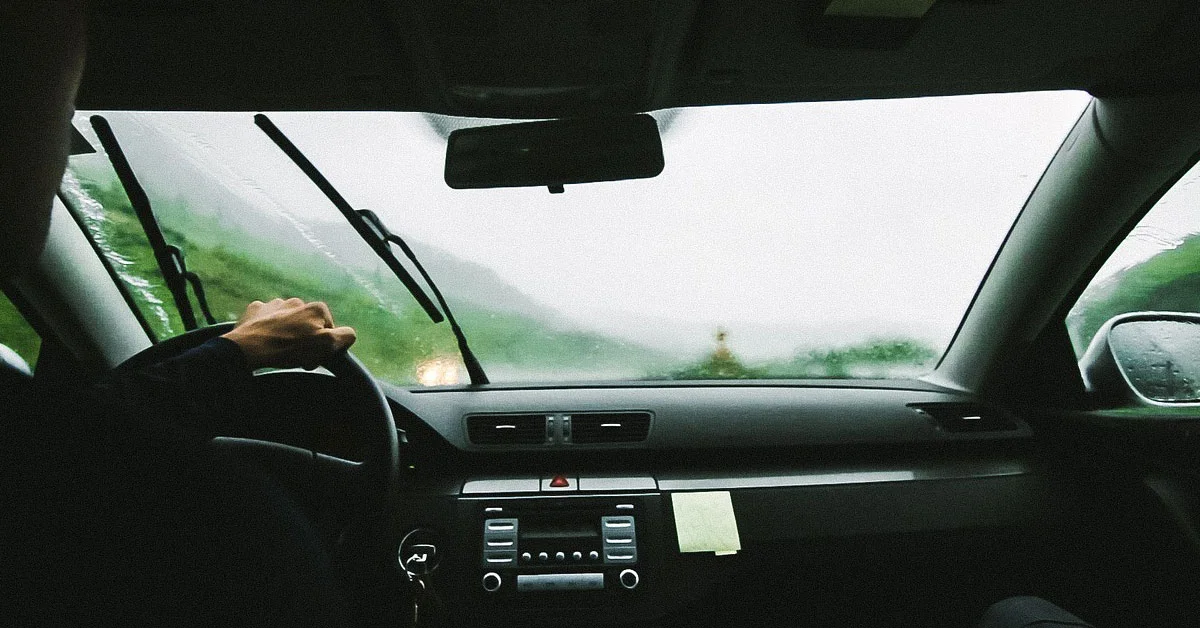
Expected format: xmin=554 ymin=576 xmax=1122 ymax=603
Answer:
xmin=459 ymin=492 xmax=660 ymax=501
xmin=656 ymin=462 xmax=1030 ymax=491
xmin=578 ymin=476 xmax=658 ymax=491
xmin=463 ymin=479 xmax=540 ymax=494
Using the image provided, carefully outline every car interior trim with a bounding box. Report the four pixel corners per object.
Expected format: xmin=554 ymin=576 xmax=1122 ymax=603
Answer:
xmin=657 ymin=461 xmax=1031 ymax=491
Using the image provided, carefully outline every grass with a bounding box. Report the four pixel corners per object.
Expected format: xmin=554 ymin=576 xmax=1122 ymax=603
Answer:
xmin=0 ymin=295 xmax=39 ymax=367
xmin=1069 ymin=233 xmax=1200 ymax=354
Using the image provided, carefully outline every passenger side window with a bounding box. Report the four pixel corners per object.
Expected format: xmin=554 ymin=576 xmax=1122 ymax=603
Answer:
xmin=0 ymin=292 xmax=40 ymax=373
xmin=1067 ymin=161 xmax=1200 ymax=358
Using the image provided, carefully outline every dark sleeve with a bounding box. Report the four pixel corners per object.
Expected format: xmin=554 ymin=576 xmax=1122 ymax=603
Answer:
xmin=90 ymin=336 xmax=255 ymax=464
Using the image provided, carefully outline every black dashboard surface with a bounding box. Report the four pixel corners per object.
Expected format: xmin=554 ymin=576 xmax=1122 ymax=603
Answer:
xmin=387 ymin=382 xmax=1031 ymax=451
xmin=374 ymin=382 xmax=1064 ymax=626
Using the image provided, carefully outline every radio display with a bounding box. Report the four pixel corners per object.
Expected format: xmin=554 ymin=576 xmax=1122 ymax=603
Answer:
xmin=520 ymin=519 xmax=599 ymax=541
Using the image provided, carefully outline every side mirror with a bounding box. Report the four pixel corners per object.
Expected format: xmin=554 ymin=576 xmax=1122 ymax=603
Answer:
xmin=1080 ymin=312 xmax=1200 ymax=405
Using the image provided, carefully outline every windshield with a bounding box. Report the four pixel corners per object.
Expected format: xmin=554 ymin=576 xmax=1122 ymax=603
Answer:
xmin=65 ymin=91 xmax=1090 ymax=386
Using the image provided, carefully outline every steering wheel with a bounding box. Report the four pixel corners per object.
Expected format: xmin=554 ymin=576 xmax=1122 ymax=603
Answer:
xmin=116 ymin=322 xmax=400 ymax=562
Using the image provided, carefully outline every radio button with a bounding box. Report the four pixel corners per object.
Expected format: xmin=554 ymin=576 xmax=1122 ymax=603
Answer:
xmin=521 ymin=552 xmax=532 ymax=562
xmin=619 ymin=569 xmax=640 ymax=590
xmin=555 ymin=551 xmax=565 ymax=561
xmin=572 ymin=551 xmax=582 ymax=561
xmin=485 ymin=519 xmax=517 ymax=532
xmin=538 ymin=552 xmax=549 ymax=561
xmin=605 ymin=550 xmax=637 ymax=563
xmin=589 ymin=550 xmax=599 ymax=560
xmin=484 ymin=550 xmax=517 ymax=566
xmin=482 ymin=572 xmax=502 ymax=592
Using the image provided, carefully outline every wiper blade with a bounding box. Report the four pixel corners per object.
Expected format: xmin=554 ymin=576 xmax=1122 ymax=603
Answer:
xmin=254 ymin=114 xmax=489 ymax=385
xmin=355 ymin=209 xmax=489 ymax=385
xmin=90 ymin=115 xmax=217 ymax=331
xmin=253 ymin=114 xmax=443 ymax=324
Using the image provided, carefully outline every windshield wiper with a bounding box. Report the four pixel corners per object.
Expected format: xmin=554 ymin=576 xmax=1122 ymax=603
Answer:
xmin=254 ymin=114 xmax=489 ymax=385
xmin=90 ymin=115 xmax=217 ymax=331
xmin=356 ymin=208 xmax=489 ymax=386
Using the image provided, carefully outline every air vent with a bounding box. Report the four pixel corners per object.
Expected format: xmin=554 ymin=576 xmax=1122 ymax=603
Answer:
xmin=908 ymin=403 xmax=1019 ymax=433
xmin=467 ymin=414 xmax=549 ymax=445
xmin=570 ymin=412 xmax=651 ymax=444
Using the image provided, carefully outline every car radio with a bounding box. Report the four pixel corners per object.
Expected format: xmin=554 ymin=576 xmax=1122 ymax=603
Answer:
xmin=472 ymin=496 xmax=652 ymax=593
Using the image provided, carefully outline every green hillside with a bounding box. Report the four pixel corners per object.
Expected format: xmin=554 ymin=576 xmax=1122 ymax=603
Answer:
xmin=0 ymin=168 xmax=954 ymax=384
xmin=61 ymin=175 xmax=670 ymax=385
xmin=0 ymin=296 xmax=39 ymax=367
xmin=1069 ymin=233 xmax=1200 ymax=354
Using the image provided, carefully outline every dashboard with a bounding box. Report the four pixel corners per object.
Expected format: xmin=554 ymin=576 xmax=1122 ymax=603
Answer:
xmin=378 ymin=382 xmax=1067 ymax=626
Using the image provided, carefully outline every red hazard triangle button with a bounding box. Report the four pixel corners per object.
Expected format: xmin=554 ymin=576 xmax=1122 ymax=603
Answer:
xmin=542 ymin=475 xmax=576 ymax=491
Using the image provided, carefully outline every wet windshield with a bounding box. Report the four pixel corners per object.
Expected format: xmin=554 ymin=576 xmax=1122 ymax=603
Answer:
xmin=64 ymin=91 xmax=1090 ymax=386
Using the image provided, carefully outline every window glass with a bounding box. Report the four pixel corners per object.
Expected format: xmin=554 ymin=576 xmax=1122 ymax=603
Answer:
xmin=61 ymin=153 xmax=185 ymax=340
xmin=1068 ymin=161 xmax=1200 ymax=357
xmin=68 ymin=92 xmax=1091 ymax=386
xmin=0 ymin=293 xmax=40 ymax=371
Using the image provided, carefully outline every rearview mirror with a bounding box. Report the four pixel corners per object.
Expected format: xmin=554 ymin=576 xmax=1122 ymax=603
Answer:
xmin=1080 ymin=312 xmax=1200 ymax=405
xmin=444 ymin=114 xmax=664 ymax=192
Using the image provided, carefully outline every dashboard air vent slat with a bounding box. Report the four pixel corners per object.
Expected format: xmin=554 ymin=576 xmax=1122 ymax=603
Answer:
xmin=908 ymin=403 xmax=1018 ymax=433
xmin=467 ymin=414 xmax=549 ymax=445
xmin=570 ymin=412 xmax=651 ymax=444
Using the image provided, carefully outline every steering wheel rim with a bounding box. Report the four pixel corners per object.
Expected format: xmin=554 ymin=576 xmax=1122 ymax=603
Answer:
xmin=116 ymin=322 xmax=399 ymax=560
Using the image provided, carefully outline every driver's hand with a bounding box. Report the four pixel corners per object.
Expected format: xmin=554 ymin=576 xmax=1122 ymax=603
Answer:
xmin=221 ymin=298 xmax=356 ymax=370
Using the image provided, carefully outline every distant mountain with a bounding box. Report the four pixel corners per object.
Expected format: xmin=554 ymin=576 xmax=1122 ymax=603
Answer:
xmin=314 ymin=226 xmax=576 ymax=329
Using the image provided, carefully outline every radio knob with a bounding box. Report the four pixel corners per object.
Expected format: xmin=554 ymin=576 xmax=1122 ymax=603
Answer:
xmin=482 ymin=572 xmax=502 ymax=592
xmin=619 ymin=569 xmax=639 ymax=590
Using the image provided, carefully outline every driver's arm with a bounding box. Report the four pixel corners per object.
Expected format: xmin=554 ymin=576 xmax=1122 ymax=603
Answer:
xmin=89 ymin=298 xmax=356 ymax=467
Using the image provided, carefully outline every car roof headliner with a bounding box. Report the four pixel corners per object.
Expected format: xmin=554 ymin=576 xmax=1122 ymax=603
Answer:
xmin=79 ymin=0 xmax=1200 ymax=117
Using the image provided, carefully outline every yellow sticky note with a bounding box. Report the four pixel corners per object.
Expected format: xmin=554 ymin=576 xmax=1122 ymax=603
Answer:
xmin=672 ymin=491 xmax=741 ymax=555
xmin=824 ymin=0 xmax=936 ymax=19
